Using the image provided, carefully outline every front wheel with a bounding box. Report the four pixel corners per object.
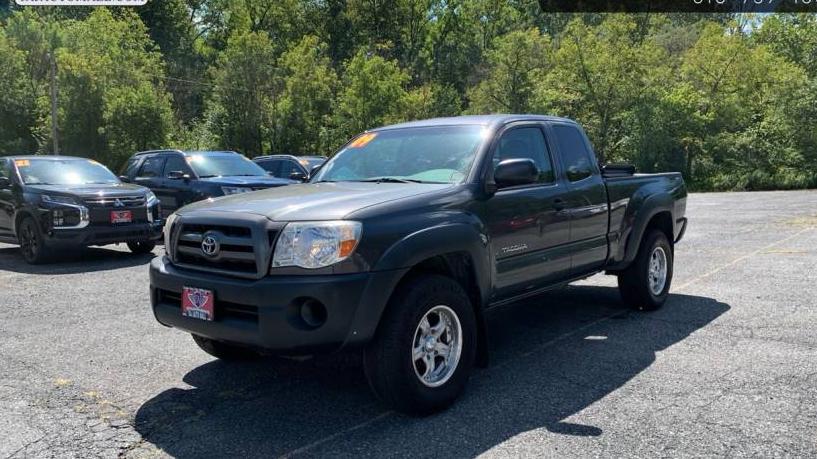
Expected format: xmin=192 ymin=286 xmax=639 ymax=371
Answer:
xmin=127 ymin=240 xmax=156 ymax=255
xmin=18 ymin=216 xmax=48 ymax=264
xmin=618 ymin=230 xmax=674 ymax=311
xmin=363 ymin=274 xmax=477 ymax=415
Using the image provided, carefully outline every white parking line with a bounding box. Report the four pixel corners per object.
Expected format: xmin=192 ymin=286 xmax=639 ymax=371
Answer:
xmin=276 ymin=225 xmax=817 ymax=458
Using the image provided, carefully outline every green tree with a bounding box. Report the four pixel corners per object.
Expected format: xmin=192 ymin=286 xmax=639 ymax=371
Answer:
xmin=467 ymin=28 xmax=550 ymax=114
xmin=334 ymin=50 xmax=409 ymax=140
xmin=273 ymin=35 xmax=337 ymax=155
xmin=207 ymin=30 xmax=277 ymax=156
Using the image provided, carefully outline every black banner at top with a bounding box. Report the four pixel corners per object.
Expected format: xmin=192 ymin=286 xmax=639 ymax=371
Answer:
xmin=538 ymin=0 xmax=817 ymax=13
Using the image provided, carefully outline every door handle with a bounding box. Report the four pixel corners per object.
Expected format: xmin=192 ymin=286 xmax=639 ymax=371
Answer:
xmin=553 ymin=198 xmax=566 ymax=211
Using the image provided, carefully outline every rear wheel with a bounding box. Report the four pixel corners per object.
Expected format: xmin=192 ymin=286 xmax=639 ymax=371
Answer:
xmin=127 ymin=240 xmax=156 ymax=255
xmin=618 ymin=230 xmax=673 ymax=311
xmin=192 ymin=335 xmax=261 ymax=361
xmin=363 ymin=274 xmax=477 ymax=415
xmin=18 ymin=216 xmax=48 ymax=264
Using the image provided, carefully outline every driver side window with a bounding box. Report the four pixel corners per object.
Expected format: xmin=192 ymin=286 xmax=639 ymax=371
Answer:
xmin=495 ymin=127 xmax=555 ymax=183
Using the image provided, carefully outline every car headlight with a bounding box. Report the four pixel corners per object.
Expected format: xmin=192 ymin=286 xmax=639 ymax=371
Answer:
xmin=145 ymin=191 xmax=159 ymax=206
xmin=221 ymin=186 xmax=252 ymax=195
xmin=164 ymin=212 xmax=178 ymax=248
xmin=41 ymin=194 xmax=78 ymax=205
xmin=272 ymin=221 xmax=362 ymax=269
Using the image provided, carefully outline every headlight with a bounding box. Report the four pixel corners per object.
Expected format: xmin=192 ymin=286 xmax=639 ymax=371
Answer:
xmin=221 ymin=186 xmax=252 ymax=195
xmin=41 ymin=194 xmax=78 ymax=205
xmin=145 ymin=191 xmax=159 ymax=206
xmin=272 ymin=221 xmax=362 ymax=269
xmin=164 ymin=212 xmax=178 ymax=249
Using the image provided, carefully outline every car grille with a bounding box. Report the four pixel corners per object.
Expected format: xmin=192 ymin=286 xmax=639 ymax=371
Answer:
xmin=84 ymin=195 xmax=146 ymax=208
xmin=169 ymin=217 xmax=278 ymax=279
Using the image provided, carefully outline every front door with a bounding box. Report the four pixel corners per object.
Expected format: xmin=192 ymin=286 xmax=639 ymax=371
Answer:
xmin=160 ymin=154 xmax=197 ymax=217
xmin=484 ymin=124 xmax=572 ymax=301
xmin=0 ymin=159 xmax=15 ymax=238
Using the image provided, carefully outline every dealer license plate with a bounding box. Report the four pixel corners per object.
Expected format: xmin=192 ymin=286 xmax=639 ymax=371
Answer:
xmin=181 ymin=287 xmax=214 ymax=321
xmin=110 ymin=210 xmax=133 ymax=224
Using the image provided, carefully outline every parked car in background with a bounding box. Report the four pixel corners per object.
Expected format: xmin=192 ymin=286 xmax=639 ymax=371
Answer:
xmin=150 ymin=115 xmax=687 ymax=415
xmin=253 ymin=154 xmax=327 ymax=181
xmin=0 ymin=156 xmax=162 ymax=264
xmin=120 ymin=150 xmax=295 ymax=218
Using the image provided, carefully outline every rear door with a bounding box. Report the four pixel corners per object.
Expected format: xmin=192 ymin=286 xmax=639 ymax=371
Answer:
xmin=484 ymin=123 xmax=572 ymax=300
xmin=548 ymin=122 xmax=609 ymax=275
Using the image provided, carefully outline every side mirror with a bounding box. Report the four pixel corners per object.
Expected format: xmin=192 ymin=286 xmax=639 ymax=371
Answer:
xmin=289 ymin=171 xmax=307 ymax=182
xmin=310 ymin=165 xmax=322 ymax=177
xmin=118 ymin=175 xmax=131 ymax=183
xmin=167 ymin=171 xmax=190 ymax=181
xmin=493 ymin=159 xmax=538 ymax=189
xmin=0 ymin=177 xmax=9 ymax=189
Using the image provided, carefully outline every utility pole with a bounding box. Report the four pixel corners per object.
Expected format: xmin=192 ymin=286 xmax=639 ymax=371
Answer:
xmin=48 ymin=52 xmax=59 ymax=155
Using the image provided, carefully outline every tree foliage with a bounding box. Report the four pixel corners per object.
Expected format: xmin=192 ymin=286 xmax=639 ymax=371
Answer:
xmin=0 ymin=3 xmax=816 ymax=191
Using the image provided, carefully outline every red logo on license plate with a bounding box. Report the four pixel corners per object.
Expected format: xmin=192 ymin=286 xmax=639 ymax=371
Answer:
xmin=110 ymin=210 xmax=133 ymax=224
xmin=181 ymin=287 xmax=214 ymax=321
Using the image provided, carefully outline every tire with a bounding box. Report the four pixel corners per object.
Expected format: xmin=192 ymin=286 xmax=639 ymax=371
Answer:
xmin=127 ymin=240 xmax=156 ymax=255
xmin=17 ymin=216 xmax=49 ymax=264
xmin=191 ymin=334 xmax=261 ymax=361
xmin=363 ymin=274 xmax=477 ymax=416
xmin=618 ymin=230 xmax=673 ymax=311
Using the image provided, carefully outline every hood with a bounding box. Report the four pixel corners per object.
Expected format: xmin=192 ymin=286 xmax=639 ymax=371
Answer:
xmin=26 ymin=182 xmax=149 ymax=199
xmin=178 ymin=182 xmax=452 ymax=221
xmin=198 ymin=175 xmax=295 ymax=186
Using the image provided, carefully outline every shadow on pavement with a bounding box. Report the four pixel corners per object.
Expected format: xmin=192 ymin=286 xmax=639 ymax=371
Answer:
xmin=0 ymin=245 xmax=157 ymax=275
xmin=134 ymin=286 xmax=729 ymax=458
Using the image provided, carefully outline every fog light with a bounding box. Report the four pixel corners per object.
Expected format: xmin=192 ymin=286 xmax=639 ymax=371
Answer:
xmin=300 ymin=299 xmax=327 ymax=328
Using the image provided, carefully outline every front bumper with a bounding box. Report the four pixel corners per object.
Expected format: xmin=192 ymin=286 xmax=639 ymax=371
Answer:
xmin=46 ymin=221 xmax=163 ymax=247
xmin=149 ymin=256 xmax=407 ymax=354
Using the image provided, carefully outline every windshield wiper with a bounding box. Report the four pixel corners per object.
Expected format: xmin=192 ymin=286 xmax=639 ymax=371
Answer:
xmin=357 ymin=177 xmax=422 ymax=184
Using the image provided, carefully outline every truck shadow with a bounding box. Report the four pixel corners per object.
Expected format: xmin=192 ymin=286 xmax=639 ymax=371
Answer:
xmin=0 ymin=245 xmax=157 ymax=275
xmin=133 ymin=286 xmax=729 ymax=458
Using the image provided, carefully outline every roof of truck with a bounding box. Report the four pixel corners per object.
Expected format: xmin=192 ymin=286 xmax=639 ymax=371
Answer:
xmin=372 ymin=114 xmax=578 ymax=131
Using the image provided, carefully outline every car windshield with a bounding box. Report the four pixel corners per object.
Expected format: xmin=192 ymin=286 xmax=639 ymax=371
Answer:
xmin=187 ymin=154 xmax=267 ymax=178
xmin=14 ymin=158 xmax=119 ymax=185
xmin=312 ymin=126 xmax=486 ymax=184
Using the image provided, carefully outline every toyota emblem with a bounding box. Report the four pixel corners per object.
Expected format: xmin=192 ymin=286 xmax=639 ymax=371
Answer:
xmin=201 ymin=233 xmax=220 ymax=257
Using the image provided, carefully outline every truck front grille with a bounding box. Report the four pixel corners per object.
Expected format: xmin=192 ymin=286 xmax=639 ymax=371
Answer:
xmin=170 ymin=220 xmax=276 ymax=279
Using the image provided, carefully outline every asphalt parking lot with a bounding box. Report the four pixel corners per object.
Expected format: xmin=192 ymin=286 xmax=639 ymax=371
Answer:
xmin=1 ymin=190 xmax=816 ymax=458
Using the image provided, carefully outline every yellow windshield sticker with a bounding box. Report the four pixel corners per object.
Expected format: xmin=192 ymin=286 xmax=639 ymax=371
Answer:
xmin=349 ymin=133 xmax=377 ymax=148
xmin=14 ymin=159 xmax=30 ymax=167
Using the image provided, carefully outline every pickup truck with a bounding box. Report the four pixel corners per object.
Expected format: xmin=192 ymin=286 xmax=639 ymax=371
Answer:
xmin=150 ymin=115 xmax=687 ymax=415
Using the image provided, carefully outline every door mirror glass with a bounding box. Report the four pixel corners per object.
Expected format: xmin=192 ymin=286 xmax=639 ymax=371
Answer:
xmin=0 ymin=176 xmax=9 ymax=189
xmin=494 ymin=159 xmax=538 ymax=188
xmin=289 ymin=171 xmax=307 ymax=182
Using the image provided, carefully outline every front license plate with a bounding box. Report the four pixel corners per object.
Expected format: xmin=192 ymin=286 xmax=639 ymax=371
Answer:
xmin=110 ymin=210 xmax=133 ymax=224
xmin=181 ymin=287 xmax=214 ymax=321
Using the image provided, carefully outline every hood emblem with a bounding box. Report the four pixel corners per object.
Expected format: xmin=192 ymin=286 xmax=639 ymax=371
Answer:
xmin=201 ymin=233 xmax=220 ymax=257
xmin=113 ymin=198 xmax=125 ymax=208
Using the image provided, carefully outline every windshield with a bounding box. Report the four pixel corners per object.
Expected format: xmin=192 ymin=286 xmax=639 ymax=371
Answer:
xmin=14 ymin=158 xmax=119 ymax=185
xmin=312 ymin=126 xmax=485 ymax=184
xmin=187 ymin=154 xmax=267 ymax=178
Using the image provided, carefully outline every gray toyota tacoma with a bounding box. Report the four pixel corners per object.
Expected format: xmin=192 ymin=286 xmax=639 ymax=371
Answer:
xmin=150 ymin=115 xmax=687 ymax=415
